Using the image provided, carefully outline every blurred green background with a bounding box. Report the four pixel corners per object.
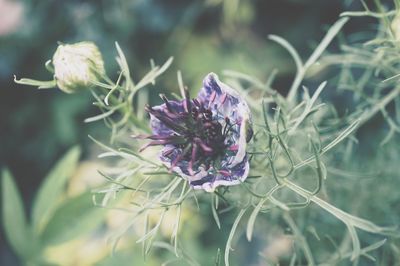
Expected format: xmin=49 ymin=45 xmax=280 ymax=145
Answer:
xmin=1 ymin=0 xmax=397 ymax=265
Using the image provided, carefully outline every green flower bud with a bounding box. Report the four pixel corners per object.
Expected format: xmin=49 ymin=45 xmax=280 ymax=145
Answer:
xmin=52 ymin=42 xmax=105 ymax=93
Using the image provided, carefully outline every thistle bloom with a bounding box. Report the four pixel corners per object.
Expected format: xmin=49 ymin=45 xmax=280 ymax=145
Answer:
xmin=140 ymin=73 xmax=253 ymax=192
xmin=52 ymin=41 xmax=105 ymax=93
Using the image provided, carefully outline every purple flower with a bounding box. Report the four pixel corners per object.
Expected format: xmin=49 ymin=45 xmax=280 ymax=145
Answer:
xmin=140 ymin=73 xmax=253 ymax=192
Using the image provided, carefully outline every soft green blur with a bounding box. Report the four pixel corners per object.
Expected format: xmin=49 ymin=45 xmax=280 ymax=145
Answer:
xmin=1 ymin=1 xmax=400 ymax=266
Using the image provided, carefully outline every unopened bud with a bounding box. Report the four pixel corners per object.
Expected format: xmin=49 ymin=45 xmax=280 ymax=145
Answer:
xmin=52 ymin=42 xmax=105 ymax=93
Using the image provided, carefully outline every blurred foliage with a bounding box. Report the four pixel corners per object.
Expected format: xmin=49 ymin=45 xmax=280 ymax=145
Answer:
xmin=2 ymin=0 xmax=400 ymax=265
xmin=1 ymin=147 xmax=106 ymax=265
xmin=0 ymin=0 xmax=349 ymax=168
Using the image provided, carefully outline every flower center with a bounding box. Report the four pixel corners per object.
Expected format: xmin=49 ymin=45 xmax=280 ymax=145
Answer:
xmin=143 ymin=93 xmax=232 ymax=172
xmin=182 ymin=100 xmax=226 ymax=158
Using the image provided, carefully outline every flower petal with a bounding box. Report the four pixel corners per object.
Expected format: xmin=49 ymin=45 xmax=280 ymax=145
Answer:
xmin=147 ymin=73 xmax=253 ymax=192
xmin=190 ymin=157 xmax=250 ymax=192
xmin=199 ymin=73 xmax=253 ymax=166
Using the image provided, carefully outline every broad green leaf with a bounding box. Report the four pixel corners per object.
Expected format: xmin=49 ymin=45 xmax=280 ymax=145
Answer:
xmin=41 ymin=192 xmax=106 ymax=245
xmin=32 ymin=146 xmax=81 ymax=234
xmin=1 ymin=169 xmax=32 ymax=258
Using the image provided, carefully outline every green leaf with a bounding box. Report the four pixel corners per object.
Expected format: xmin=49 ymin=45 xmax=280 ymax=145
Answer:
xmin=225 ymin=208 xmax=247 ymax=266
xmin=1 ymin=169 xmax=32 ymax=258
xmin=32 ymin=146 xmax=81 ymax=234
xmin=40 ymin=192 xmax=106 ymax=245
xmin=14 ymin=75 xmax=56 ymax=89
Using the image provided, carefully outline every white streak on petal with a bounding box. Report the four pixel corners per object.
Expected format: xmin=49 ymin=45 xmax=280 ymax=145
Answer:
xmin=230 ymin=109 xmax=250 ymax=166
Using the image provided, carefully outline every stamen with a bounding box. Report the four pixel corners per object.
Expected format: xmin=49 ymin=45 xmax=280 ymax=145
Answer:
xmin=192 ymin=99 xmax=202 ymax=109
xmin=222 ymin=117 xmax=230 ymax=135
xmin=149 ymin=110 xmax=187 ymax=133
xmin=164 ymin=111 xmax=182 ymax=119
xmin=159 ymin=94 xmax=173 ymax=111
xmin=169 ymin=155 xmax=181 ymax=172
xmin=194 ymin=137 xmax=213 ymax=153
xmin=169 ymin=145 xmax=191 ymax=172
xmin=139 ymin=140 xmax=169 ymax=152
xmin=223 ymin=120 xmax=238 ymax=136
xmin=162 ymin=147 xmax=174 ymax=157
xmin=139 ymin=135 xmax=187 ymax=152
xmin=158 ymin=95 xmax=185 ymax=119
xmin=144 ymin=104 xmax=153 ymax=113
xmin=218 ymin=169 xmax=231 ymax=177
xmin=133 ymin=134 xmax=179 ymax=140
xmin=131 ymin=134 xmax=152 ymax=139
